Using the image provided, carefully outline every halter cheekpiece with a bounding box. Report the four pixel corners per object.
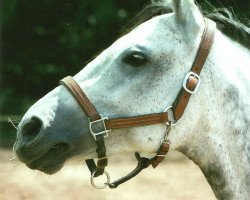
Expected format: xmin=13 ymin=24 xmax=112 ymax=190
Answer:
xmin=60 ymin=18 xmax=216 ymax=189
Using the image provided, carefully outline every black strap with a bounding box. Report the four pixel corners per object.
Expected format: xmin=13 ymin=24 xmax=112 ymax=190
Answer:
xmin=107 ymin=153 xmax=151 ymax=189
xmin=85 ymin=159 xmax=98 ymax=174
xmin=85 ymin=135 xmax=107 ymax=177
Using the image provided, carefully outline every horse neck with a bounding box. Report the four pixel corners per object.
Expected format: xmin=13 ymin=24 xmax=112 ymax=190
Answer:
xmin=177 ymin=30 xmax=250 ymax=200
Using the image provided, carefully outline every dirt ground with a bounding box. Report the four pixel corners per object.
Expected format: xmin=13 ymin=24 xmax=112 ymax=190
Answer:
xmin=0 ymin=149 xmax=216 ymax=200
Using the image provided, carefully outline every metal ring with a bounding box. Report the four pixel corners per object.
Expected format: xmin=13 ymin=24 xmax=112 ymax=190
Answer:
xmin=164 ymin=106 xmax=173 ymax=113
xmin=164 ymin=106 xmax=179 ymax=126
xmin=90 ymin=170 xmax=111 ymax=189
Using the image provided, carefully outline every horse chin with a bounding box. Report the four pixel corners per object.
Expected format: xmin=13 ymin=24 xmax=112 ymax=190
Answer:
xmin=30 ymin=162 xmax=64 ymax=175
xmin=24 ymin=143 xmax=70 ymax=175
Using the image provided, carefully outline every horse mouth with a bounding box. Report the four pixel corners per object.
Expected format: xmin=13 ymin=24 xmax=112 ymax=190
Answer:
xmin=26 ymin=143 xmax=70 ymax=175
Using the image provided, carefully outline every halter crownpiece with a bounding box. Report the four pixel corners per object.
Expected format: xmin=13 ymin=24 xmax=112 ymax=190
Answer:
xmin=60 ymin=18 xmax=216 ymax=189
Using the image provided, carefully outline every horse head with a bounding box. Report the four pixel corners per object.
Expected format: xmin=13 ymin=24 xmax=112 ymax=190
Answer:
xmin=14 ymin=0 xmax=250 ymax=198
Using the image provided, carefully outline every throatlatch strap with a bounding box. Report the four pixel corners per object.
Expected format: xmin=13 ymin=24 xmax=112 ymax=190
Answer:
xmin=172 ymin=18 xmax=216 ymax=120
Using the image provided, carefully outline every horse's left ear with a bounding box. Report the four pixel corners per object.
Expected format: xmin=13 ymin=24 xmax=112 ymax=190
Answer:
xmin=151 ymin=0 xmax=172 ymax=4
xmin=172 ymin=0 xmax=204 ymax=36
xmin=151 ymin=0 xmax=164 ymax=2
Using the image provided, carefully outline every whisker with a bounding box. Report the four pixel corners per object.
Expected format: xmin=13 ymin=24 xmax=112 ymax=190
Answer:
xmin=8 ymin=118 xmax=18 ymax=130
xmin=9 ymin=157 xmax=16 ymax=161
xmin=13 ymin=163 xmax=21 ymax=167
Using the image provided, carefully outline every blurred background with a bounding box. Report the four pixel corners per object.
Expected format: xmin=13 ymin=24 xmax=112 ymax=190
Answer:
xmin=0 ymin=0 xmax=249 ymax=148
xmin=0 ymin=1 xmax=249 ymax=200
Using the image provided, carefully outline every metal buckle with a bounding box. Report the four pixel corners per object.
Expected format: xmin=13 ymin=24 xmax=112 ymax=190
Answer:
xmin=89 ymin=114 xmax=110 ymax=140
xmin=183 ymin=72 xmax=201 ymax=94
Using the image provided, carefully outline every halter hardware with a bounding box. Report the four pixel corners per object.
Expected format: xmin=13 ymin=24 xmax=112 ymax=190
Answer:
xmin=183 ymin=72 xmax=201 ymax=94
xmin=91 ymin=170 xmax=111 ymax=189
xmin=89 ymin=115 xmax=110 ymax=140
xmin=60 ymin=18 xmax=216 ymax=189
xmin=164 ymin=106 xmax=179 ymax=126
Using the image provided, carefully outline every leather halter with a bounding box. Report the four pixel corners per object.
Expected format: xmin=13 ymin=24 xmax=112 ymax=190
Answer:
xmin=60 ymin=18 xmax=216 ymax=189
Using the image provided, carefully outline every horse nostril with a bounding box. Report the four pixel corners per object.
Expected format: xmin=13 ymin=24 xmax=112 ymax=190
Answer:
xmin=21 ymin=116 xmax=43 ymax=142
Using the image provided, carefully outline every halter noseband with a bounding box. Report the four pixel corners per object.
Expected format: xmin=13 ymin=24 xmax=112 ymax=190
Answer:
xmin=60 ymin=18 xmax=216 ymax=189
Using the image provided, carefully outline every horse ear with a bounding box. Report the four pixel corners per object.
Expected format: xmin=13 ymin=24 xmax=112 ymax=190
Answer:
xmin=151 ymin=0 xmax=173 ymax=5
xmin=172 ymin=0 xmax=204 ymax=35
xmin=151 ymin=0 xmax=169 ymax=3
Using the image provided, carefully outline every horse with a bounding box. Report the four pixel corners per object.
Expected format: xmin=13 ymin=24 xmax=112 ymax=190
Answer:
xmin=14 ymin=0 xmax=250 ymax=199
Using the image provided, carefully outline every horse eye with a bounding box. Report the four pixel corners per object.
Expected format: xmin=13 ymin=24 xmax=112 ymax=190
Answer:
xmin=123 ymin=52 xmax=148 ymax=67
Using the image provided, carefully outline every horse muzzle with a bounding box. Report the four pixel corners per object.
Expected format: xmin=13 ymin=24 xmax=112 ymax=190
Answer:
xmin=14 ymin=116 xmax=71 ymax=174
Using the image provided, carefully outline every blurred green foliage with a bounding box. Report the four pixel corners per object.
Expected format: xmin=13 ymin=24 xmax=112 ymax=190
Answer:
xmin=0 ymin=0 xmax=146 ymax=115
xmin=0 ymin=0 xmax=249 ymax=147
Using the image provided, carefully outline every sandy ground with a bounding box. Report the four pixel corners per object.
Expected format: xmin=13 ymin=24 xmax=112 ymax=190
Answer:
xmin=0 ymin=149 xmax=216 ymax=200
